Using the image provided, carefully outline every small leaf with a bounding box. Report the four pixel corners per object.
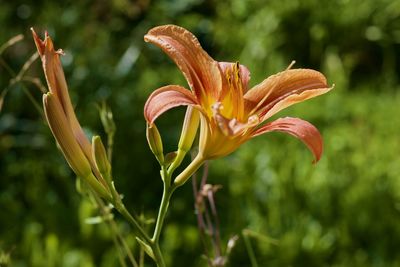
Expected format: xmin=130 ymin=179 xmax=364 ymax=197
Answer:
xmin=135 ymin=237 xmax=155 ymax=260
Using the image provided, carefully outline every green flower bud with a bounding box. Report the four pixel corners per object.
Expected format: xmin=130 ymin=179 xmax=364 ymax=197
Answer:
xmin=169 ymin=106 xmax=200 ymax=173
xmin=92 ymin=136 xmax=111 ymax=176
xmin=178 ymin=106 xmax=200 ymax=153
xmin=146 ymin=123 xmax=164 ymax=164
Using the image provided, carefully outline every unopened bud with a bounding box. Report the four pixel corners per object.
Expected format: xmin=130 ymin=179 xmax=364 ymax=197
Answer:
xmin=146 ymin=123 xmax=164 ymax=164
xmin=43 ymin=93 xmax=92 ymax=178
xmin=92 ymin=136 xmax=111 ymax=176
xmin=178 ymin=106 xmax=200 ymax=152
xmin=169 ymin=107 xmax=200 ymax=172
xmin=98 ymin=102 xmax=116 ymax=136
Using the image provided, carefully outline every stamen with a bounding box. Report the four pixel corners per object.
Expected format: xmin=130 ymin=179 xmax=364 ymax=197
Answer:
xmin=286 ymin=60 xmax=296 ymax=70
xmin=212 ymin=102 xmax=259 ymax=137
xmin=232 ymin=62 xmax=244 ymax=120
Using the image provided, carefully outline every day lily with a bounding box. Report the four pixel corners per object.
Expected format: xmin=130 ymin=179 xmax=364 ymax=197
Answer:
xmin=143 ymin=25 xmax=332 ymax=185
xmin=32 ymin=29 xmax=111 ymax=200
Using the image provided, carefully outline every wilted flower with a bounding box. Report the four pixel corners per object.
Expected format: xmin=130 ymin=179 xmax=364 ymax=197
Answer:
xmin=144 ymin=25 xmax=332 ymax=162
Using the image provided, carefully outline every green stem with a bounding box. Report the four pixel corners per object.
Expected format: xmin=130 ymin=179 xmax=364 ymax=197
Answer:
xmin=148 ymin=155 xmax=205 ymax=267
xmin=115 ymin=202 xmax=152 ymax=245
xmin=151 ymin=243 xmax=166 ymax=267
xmin=152 ymin=180 xmax=174 ymax=243
xmin=92 ymin=194 xmax=132 ymax=267
xmin=101 ymin=172 xmax=150 ymax=244
xmin=243 ymin=231 xmax=259 ymax=267
xmin=0 ymin=58 xmax=44 ymax=116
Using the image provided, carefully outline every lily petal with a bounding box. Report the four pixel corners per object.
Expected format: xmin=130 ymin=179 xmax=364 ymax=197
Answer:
xmin=144 ymin=25 xmax=222 ymax=103
xmin=252 ymin=117 xmax=323 ymax=163
xmin=144 ymin=85 xmax=198 ymax=124
xmin=260 ymin=86 xmax=332 ymax=121
xmin=244 ymin=69 xmax=330 ymax=118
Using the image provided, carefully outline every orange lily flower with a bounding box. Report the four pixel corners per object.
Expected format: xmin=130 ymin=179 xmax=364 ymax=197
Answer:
xmin=144 ymin=25 xmax=332 ymax=164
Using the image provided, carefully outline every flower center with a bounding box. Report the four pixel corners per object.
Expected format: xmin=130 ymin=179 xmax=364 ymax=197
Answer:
xmin=211 ymin=102 xmax=259 ymax=137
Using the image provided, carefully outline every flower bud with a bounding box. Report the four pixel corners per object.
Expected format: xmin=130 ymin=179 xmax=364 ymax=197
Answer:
xmin=43 ymin=93 xmax=92 ymax=178
xmin=146 ymin=123 xmax=164 ymax=164
xmin=178 ymin=106 xmax=200 ymax=152
xmin=92 ymin=136 xmax=111 ymax=176
xmin=98 ymin=102 xmax=116 ymax=136
xmin=169 ymin=107 xmax=200 ymax=172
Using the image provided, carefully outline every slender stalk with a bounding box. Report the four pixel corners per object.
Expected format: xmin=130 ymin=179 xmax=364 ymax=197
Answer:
xmin=243 ymin=232 xmax=259 ymax=267
xmin=207 ymin=192 xmax=222 ymax=257
xmin=148 ymin=166 xmax=171 ymax=267
xmin=92 ymin=194 xmax=133 ymax=267
xmin=115 ymin=202 xmax=152 ymax=245
xmin=0 ymin=57 xmax=44 ymax=116
xmin=151 ymin=183 xmax=174 ymax=243
xmin=192 ymin=171 xmax=213 ymax=267
xmin=151 ymin=243 xmax=166 ymax=267
xmin=148 ymin=154 xmax=205 ymax=267
xmin=0 ymin=34 xmax=24 ymax=55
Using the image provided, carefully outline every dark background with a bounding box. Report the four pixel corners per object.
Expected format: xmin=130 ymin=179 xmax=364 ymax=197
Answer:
xmin=1 ymin=0 xmax=400 ymax=266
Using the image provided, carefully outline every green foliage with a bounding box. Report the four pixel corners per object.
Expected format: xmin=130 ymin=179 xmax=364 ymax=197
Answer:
xmin=1 ymin=0 xmax=399 ymax=266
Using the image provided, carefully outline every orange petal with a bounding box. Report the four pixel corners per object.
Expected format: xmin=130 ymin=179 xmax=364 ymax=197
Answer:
xmin=252 ymin=117 xmax=323 ymax=163
xmin=144 ymin=85 xmax=198 ymax=124
xmin=31 ymin=28 xmax=45 ymax=56
xmin=144 ymin=25 xmax=222 ymax=103
xmin=244 ymin=69 xmax=331 ymax=119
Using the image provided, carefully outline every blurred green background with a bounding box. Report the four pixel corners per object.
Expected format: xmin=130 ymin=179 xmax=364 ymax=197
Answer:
xmin=1 ymin=0 xmax=400 ymax=266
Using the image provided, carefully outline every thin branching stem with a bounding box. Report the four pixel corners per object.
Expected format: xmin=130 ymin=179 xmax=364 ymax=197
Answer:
xmin=242 ymin=231 xmax=259 ymax=267
xmin=0 ymin=57 xmax=43 ymax=116
xmin=0 ymin=34 xmax=24 ymax=55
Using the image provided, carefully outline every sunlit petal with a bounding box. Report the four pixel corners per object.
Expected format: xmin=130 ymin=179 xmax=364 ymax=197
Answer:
xmin=261 ymin=86 xmax=332 ymax=121
xmin=144 ymin=25 xmax=222 ymax=103
xmin=144 ymin=85 xmax=198 ymax=124
xmin=252 ymin=117 xmax=323 ymax=163
xmin=244 ymin=69 xmax=329 ymax=116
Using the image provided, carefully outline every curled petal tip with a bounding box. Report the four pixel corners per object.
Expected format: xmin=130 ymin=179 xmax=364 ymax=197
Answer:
xmin=31 ymin=28 xmax=45 ymax=56
xmin=144 ymin=85 xmax=197 ymax=124
xmin=253 ymin=117 xmax=323 ymax=164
